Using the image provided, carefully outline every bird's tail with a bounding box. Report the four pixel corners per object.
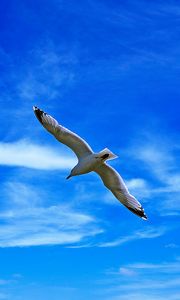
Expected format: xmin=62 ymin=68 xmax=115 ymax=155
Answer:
xmin=98 ymin=148 xmax=118 ymax=161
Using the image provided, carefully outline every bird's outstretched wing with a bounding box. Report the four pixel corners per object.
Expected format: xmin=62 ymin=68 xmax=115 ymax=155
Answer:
xmin=95 ymin=163 xmax=147 ymax=220
xmin=33 ymin=106 xmax=93 ymax=159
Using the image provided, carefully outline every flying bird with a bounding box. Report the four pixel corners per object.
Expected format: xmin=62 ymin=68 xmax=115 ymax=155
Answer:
xmin=33 ymin=106 xmax=147 ymax=220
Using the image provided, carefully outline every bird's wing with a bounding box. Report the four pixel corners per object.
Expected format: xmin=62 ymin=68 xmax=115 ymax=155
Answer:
xmin=33 ymin=106 xmax=93 ymax=159
xmin=95 ymin=163 xmax=147 ymax=220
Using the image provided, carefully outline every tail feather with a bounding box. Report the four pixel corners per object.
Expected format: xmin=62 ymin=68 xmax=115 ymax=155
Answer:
xmin=98 ymin=148 xmax=118 ymax=161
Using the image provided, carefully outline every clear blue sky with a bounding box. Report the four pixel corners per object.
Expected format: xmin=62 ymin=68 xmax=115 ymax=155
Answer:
xmin=0 ymin=0 xmax=180 ymax=299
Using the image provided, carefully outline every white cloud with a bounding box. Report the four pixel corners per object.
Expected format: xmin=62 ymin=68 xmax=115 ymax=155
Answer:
xmin=125 ymin=137 xmax=180 ymax=214
xmin=109 ymin=276 xmax=180 ymax=291
xmin=119 ymin=267 xmax=136 ymax=277
xmin=17 ymin=46 xmax=76 ymax=101
xmin=133 ymin=144 xmax=176 ymax=182
xmin=105 ymin=292 xmax=180 ymax=300
xmin=165 ymin=243 xmax=179 ymax=249
xmin=130 ymin=141 xmax=180 ymax=192
xmin=125 ymin=261 xmax=180 ymax=273
xmin=102 ymin=258 xmax=180 ymax=300
xmin=0 ymin=181 xmax=102 ymax=247
xmin=0 ymin=139 xmax=76 ymax=170
xmin=0 ymin=204 xmax=101 ymax=247
xmin=98 ymin=227 xmax=166 ymax=248
xmin=125 ymin=178 xmax=151 ymax=198
xmin=126 ymin=178 xmax=147 ymax=190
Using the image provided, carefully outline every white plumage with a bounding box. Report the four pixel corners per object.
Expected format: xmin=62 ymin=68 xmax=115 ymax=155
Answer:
xmin=33 ymin=106 xmax=147 ymax=220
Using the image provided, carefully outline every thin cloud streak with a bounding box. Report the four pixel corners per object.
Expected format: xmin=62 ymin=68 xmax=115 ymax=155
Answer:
xmin=120 ymin=260 xmax=180 ymax=274
xmin=102 ymin=258 xmax=180 ymax=300
xmin=98 ymin=227 xmax=166 ymax=248
xmin=105 ymin=292 xmax=180 ymax=300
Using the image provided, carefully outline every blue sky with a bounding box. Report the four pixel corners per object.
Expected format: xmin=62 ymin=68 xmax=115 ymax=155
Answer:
xmin=0 ymin=0 xmax=180 ymax=299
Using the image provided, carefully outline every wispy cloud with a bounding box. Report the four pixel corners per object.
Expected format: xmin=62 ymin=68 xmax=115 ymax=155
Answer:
xmin=0 ymin=279 xmax=12 ymax=286
xmin=125 ymin=135 xmax=180 ymax=215
xmin=105 ymin=292 xmax=180 ymax=300
xmin=125 ymin=178 xmax=151 ymax=199
xmin=0 ymin=139 xmax=76 ymax=170
xmin=98 ymin=226 xmax=166 ymax=248
xmin=0 ymin=181 xmax=102 ymax=247
xmin=102 ymin=258 xmax=180 ymax=300
xmin=119 ymin=267 xmax=136 ymax=277
xmin=123 ymin=260 xmax=180 ymax=274
xmin=18 ymin=46 xmax=76 ymax=101
xmin=165 ymin=243 xmax=179 ymax=249
xmin=0 ymin=42 xmax=78 ymax=143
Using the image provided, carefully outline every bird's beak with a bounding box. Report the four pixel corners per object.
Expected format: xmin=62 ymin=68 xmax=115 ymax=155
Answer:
xmin=66 ymin=175 xmax=72 ymax=180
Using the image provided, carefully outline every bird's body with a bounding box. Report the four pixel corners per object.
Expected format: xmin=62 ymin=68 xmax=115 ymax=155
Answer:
xmin=33 ymin=106 xmax=147 ymax=220
xmin=71 ymin=154 xmax=101 ymax=175
xmin=69 ymin=149 xmax=117 ymax=177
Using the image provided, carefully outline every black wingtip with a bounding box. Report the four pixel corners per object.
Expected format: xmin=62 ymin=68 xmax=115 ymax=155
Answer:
xmin=142 ymin=214 xmax=148 ymax=221
xmin=126 ymin=206 xmax=148 ymax=220
xmin=33 ymin=106 xmax=44 ymax=123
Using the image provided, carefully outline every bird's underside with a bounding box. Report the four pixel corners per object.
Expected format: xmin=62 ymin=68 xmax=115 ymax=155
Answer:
xmin=33 ymin=106 xmax=148 ymax=220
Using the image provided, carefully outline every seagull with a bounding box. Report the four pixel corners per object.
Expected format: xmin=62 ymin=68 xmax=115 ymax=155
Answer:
xmin=33 ymin=106 xmax=147 ymax=220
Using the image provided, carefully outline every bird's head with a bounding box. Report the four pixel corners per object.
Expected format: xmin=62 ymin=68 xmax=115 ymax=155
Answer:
xmin=66 ymin=166 xmax=79 ymax=179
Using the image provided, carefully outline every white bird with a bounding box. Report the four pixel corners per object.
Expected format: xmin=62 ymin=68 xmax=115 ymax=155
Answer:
xmin=33 ymin=106 xmax=147 ymax=220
